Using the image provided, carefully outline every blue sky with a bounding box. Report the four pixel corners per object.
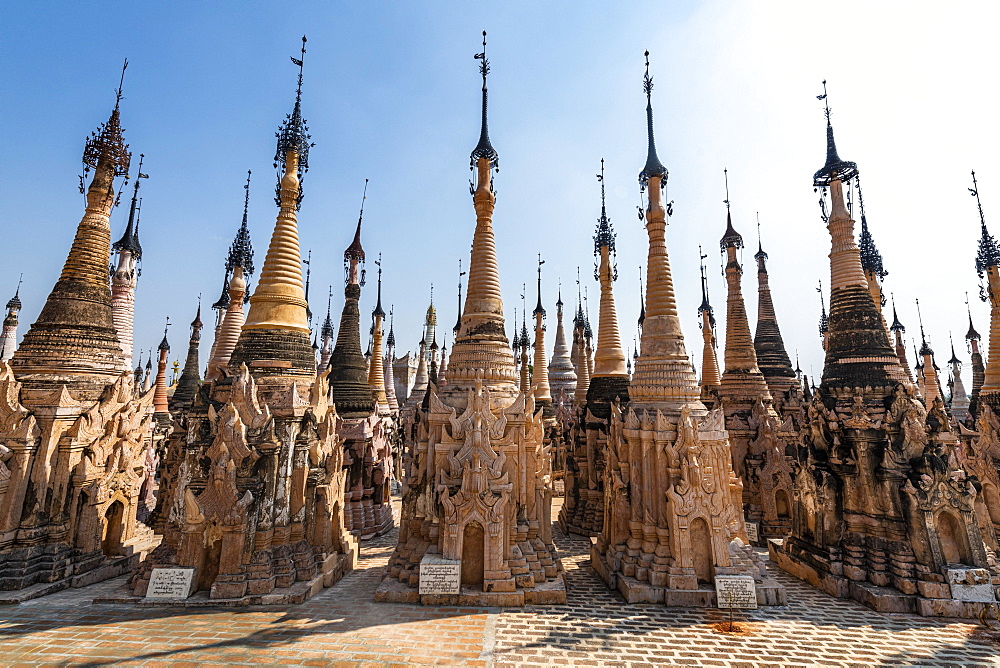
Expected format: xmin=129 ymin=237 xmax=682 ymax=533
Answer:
xmin=2 ymin=2 xmax=999 ymax=384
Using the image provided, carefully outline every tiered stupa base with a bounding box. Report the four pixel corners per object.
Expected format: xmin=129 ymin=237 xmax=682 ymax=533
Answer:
xmin=376 ymin=517 xmax=565 ymax=606
xmin=592 ymin=538 xmax=786 ymax=607
xmin=105 ymin=541 xmax=355 ymax=607
xmin=771 ymin=536 xmax=999 ymax=618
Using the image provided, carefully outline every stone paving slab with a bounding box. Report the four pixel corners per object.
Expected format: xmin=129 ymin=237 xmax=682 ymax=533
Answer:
xmin=0 ymin=498 xmax=998 ymax=666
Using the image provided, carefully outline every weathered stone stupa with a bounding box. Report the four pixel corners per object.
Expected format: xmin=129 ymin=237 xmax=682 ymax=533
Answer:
xmin=560 ymin=161 xmax=629 ymax=538
xmin=128 ymin=39 xmax=356 ymax=603
xmin=0 ymin=282 xmax=21 ymax=361
xmin=378 ymin=32 xmax=564 ymax=605
xmin=717 ymin=200 xmax=795 ymax=542
xmin=1 ymin=69 xmax=159 ymax=595
xmin=110 ymin=156 xmax=146 ymax=370
xmin=329 ymin=197 xmax=394 ymax=540
xmin=772 ymin=87 xmax=999 ymax=618
xmin=592 ymin=53 xmax=783 ymax=607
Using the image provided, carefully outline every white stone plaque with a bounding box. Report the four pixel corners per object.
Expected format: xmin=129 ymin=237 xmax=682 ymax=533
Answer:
xmin=419 ymin=554 xmax=461 ymax=595
xmin=146 ymin=567 xmax=196 ymax=599
xmin=714 ymin=575 xmax=758 ymax=609
xmin=946 ymin=567 xmax=995 ymax=602
xmin=744 ymin=522 xmax=759 ymax=543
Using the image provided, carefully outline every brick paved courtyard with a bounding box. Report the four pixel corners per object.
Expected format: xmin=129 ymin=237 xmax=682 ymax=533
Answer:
xmin=1 ymin=499 xmax=999 ymax=667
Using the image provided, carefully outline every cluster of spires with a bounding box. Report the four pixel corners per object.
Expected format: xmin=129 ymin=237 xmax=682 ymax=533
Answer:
xmin=2 ymin=38 xmax=994 ymax=434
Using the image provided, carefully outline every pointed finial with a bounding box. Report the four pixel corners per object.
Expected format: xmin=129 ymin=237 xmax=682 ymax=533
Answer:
xmin=275 ymin=36 xmax=312 ymax=208
xmin=818 ymin=79 xmax=830 ymax=123
xmin=817 ymin=279 xmax=829 ymax=335
xmin=857 ymin=175 xmax=886 ymax=280
xmin=720 ymin=169 xmax=743 ymax=250
xmin=226 ymin=171 xmax=255 ymax=276
xmin=638 ymin=50 xmax=668 ymax=190
xmin=455 ymin=258 xmax=466 ymax=336
xmin=698 ymin=246 xmax=714 ymax=321
xmin=638 ymin=265 xmax=645 ymax=329
xmin=6 ymin=274 xmax=23 ymax=311
xmin=813 ymin=79 xmax=858 ymax=186
xmin=345 ymin=179 xmax=368 ymax=283
xmin=470 ymin=30 xmax=498 ymax=172
xmin=373 ymin=252 xmax=385 ymax=319
xmin=303 ymin=248 xmax=313 ymax=323
xmin=723 ymin=168 xmax=730 ymax=212
xmin=82 ymin=61 xmax=132 ymax=182
xmin=113 ymin=151 xmax=146 ymax=259
xmin=753 ymin=212 xmax=768 ymax=263
xmin=594 ymin=159 xmax=617 ymax=268
xmin=116 ymin=59 xmax=128 ymax=107
xmin=159 ymin=316 xmax=171 ymax=352
xmin=916 ymin=298 xmax=931 ymax=355
xmin=889 ymin=292 xmax=905 ymax=333
xmin=972 ymin=170 xmax=1000 ymax=276
xmin=948 ymin=332 xmax=962 ymax=366
xmin=243 ymin=169 xmax=251 ymax=221
xmin=534 ymin=253 xmax=546 ymax=317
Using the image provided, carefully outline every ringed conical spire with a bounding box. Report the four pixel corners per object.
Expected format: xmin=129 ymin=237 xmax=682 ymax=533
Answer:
xmin=813 ymin=83 xmax=900 ymax=389
xmin=752 ymin=219 xmax=796 ymax=397
xmin=446 ymin=31 xmax=516 ymax=397
xmin=230 ymin=39 xmax=314 ymax=376
xmin=588 ymin=159 xmax=629 ymax=413
xmin=171 ymin=299 xmax=204 ymax=410
xmin=630 ymin=52 xmax=701 ymax=410
xmin=13 ymin=63 xmax=132 ymax=389
xmin=330 ymin=181 xmax=376 ymax=418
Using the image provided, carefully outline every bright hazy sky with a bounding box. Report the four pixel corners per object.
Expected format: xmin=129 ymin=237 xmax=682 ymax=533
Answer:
xmin=2 ymin=2 xmax=999 ymax=384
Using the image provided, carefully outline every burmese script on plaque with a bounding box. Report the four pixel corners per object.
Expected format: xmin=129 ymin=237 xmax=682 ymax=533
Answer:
xmin=419 ymin=554 xmax=461 ymax=595
xmin=714 ymin=575 xmax=758 ymax=609
xmin=146 ymin=567 xmax=196 ymax=599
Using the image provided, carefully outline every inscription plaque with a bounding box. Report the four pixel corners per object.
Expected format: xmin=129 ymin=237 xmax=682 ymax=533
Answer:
xmin=419 ymin=554 xmax=461 ymax=595
xmin=946 ymin=567 xmax=995 ymax=602
xmin=714 ymin=575 xmax=758 ymax=609
xmin=146 ymin=567 xmax=196 ymax=599
xmin=745 ymin=522 xmax=759 ymax=543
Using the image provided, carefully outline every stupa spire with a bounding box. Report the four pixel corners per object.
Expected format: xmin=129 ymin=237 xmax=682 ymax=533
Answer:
xmin=13 ymin=62 xmax=132 ymax=385
xmin=916 ymin=298 xmax=943 ymax=405
xmin=588 ymin=159 xmax=629 ymax=413
xmin=752 ymin=216 xmax=796 ymax=398
xmin=368 ymin=253 xmax=389 ymax=413
xmin=447 ymin=31 xmax=516 ymax=395
xmin=965 ymin=293 xmax=985 ymax=406
xmin=638 ymin=51 xmax=668 ymax=191
xmin=0 ymin=276 xmax=23 ymax=361
xmin=171 ymin=298 xmax=204 ymax=410
xmin=971 ymin=170 xmax=1000 ymax=407
xmin=630 ymin=51 xmax=700 ymax=410
xmin=319 ymin=286 xmax=334 ymax=370
xmin=697 ymin=246 xmax=721 ymax=400
xmin=231 ymin=37 xmax=314 ymax=376
xmin=110 ymin=152 xmax=148 ymax=370
xmin=206 ymin=174 xmax=255 ymax=380
xmin=532 ymin=254 xmax=552 ymax=405
xmin=812 ymin=82 xmax=899 ymax=388
xmin=718 ymin=172 xmax=771 ymax=402
xmin=153 ymin=318 xmax=171 ymax=424
xmin=454 ymin=259 xmax=465 ymax=336
xmin=383 ymin=306 xmax=399 ymax=413
xmin=888 ymin=293 xmax=914 ymax=381
xmin=470 ymin=30 xmax=498 ymax=172
xmin=330 ymin=180 xmax=376 ymax=418
xmin=548 ymin=283 xmax=577 ymax=398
